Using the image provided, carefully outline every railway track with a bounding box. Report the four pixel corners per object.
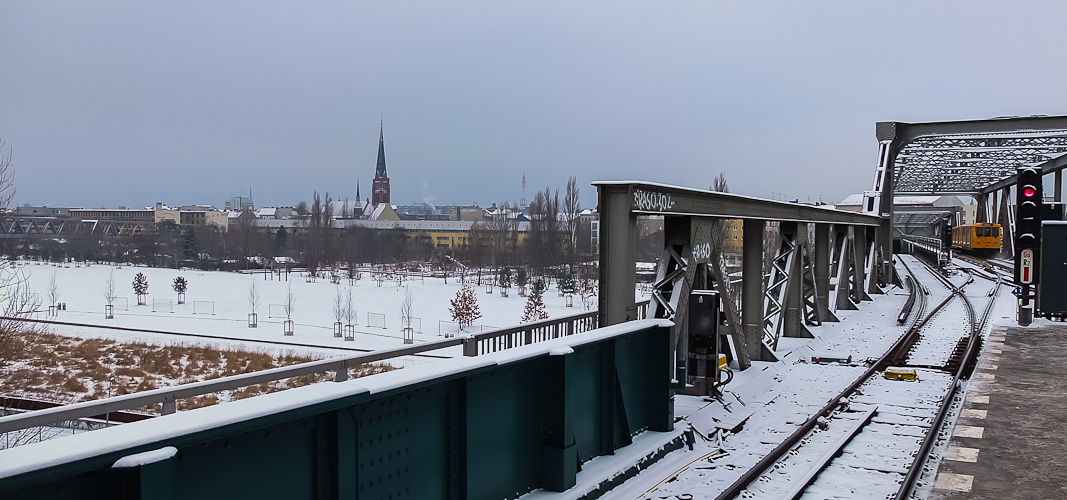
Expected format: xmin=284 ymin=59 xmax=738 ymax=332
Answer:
xmin=713 ymin=256 xmax=998 ymax=500
xmin=955 ymin=253 xmax=1013 ymax=281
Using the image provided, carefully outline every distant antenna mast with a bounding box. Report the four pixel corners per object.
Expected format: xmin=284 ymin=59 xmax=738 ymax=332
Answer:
xmin=521 ymin=172 xmax=527 ymax=208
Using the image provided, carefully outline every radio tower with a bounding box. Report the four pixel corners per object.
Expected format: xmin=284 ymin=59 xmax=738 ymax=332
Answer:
xmin=520 ymin=172 xmax=527 ymax=210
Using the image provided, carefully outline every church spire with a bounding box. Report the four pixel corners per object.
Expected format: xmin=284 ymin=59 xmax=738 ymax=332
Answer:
xmin=372 ymin=119 xmax=391 ymax=206
xmin=375 ymin=120 xmax=387 ymax=178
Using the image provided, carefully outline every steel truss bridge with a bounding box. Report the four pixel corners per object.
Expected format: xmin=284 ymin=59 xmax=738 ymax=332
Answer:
xmin=0 ymin=216 xmax=158 ymax=237
xmin=1 ymin=115 xmax=1061 ymax=500
xmin=870 ymin=115 xmax=1067 ymax=259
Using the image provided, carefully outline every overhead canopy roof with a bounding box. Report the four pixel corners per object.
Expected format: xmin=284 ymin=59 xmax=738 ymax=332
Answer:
xmin=880 ymin=116 xmax=1067 ymax=196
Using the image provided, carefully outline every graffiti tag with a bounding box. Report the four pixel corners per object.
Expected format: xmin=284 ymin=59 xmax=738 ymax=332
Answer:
xmin=692 ymin=242 xmax=712 ymax=262
xmin=633 ymin=190 xmax=675 ymax=212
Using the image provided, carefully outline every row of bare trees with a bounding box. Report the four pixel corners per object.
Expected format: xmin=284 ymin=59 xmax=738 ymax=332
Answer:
xmin=0 ymin=138 xmax=43 ymax=372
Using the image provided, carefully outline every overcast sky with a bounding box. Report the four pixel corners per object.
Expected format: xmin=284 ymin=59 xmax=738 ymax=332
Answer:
xmin=3 ymin=2 xmax=1067 ymax=210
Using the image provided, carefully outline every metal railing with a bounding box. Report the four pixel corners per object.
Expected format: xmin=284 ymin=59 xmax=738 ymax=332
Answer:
xmin=462 ymin=300 xmax=650 ymax=356
xmin=0 ymin=339 xmax=462 ymax=434
xmin=0 ymin=300 xmax=651 ymax=435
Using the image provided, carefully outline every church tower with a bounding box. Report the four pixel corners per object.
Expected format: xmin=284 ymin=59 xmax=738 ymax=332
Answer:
xmin=372 ymin=122 xmax=391 ymax=206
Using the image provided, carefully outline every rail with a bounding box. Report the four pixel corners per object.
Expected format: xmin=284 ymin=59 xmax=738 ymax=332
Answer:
xmin=897 ymin=276 xmax=917 ymax=325
xmin=0 ymin=302 xmax=651 ymax=435
xmin=894 ymin=273 xmax=1000 ymax=500
xmin=713 ymin=259 xmax=976 ymax=500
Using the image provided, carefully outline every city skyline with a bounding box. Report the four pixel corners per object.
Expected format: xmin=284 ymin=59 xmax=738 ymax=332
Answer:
xmin=3 ymin=3 xmax=1067 ymax=209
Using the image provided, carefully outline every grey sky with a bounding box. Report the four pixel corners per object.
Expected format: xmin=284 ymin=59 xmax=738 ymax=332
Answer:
xmin=2 ymin=2 xmax=1067 ymax=210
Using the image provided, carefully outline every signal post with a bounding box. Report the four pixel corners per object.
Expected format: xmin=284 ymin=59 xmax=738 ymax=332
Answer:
xmin=1015 ymin=167 xmax=1042 ymax=325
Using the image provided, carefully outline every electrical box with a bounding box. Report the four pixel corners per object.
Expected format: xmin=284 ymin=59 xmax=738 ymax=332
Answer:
xmin=1039 ymin=221 xmax=1067 ymax=316
xmin=1043 ymin=202 xmax=1065 ymax=222
xmin=686 ymin=290 xmax=720 ymax=396
xmin=688 ymin=290 xmax=719 ymax=336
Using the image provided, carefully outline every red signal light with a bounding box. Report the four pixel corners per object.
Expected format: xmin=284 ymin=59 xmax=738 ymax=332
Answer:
xmin=1023 ymin=187 xmax=1037 ymax=198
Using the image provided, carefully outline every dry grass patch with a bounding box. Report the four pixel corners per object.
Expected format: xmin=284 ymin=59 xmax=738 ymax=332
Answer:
xmin=1 ymin=332 xmax=396 ymax=413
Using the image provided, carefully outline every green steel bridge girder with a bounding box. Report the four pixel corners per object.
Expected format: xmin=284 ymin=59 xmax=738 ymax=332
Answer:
xmin=0 ymin=321 xmax=674 ymax=500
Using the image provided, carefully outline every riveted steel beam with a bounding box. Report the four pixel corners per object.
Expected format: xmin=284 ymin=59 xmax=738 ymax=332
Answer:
xmin=593 ymin=181 xmax=881 ymax=226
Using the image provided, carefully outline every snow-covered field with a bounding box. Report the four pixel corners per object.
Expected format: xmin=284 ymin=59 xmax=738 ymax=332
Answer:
xmin=19 ymin=262 xmax=591 ymax=358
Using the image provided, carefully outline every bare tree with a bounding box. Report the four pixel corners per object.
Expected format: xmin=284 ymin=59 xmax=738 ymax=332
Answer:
xmin=103 ymin=270 xmax=117 ymax=306
xmin=343 ymin=286 xmax=356 ymax=326
xmin=710 ymin=173 xmax=730 ymax=252
xmin=484 ymin=201 xmax=517 ymax=268
xmin=528 ymin=187 xmax=562 ymax=273
xmin=400 ymin=286 xmax=414 ymax=330
xmin=562 ymin=177 xmax=581 ymax=273
xmin=333 ymin=286 xmax=345 ymax=324
xmin=248 ymin=277 xmax=261 ymax=314
xmin=0 ymin=268 xmax=42 ymax=370
xmin=0 ymin=138 xmax=15 ymax=223
xmin=284 ymin=281 xmax=296 ymax=319
xmin=46 ymin=271 xmax=59 ymax=308
xmin=0 ymin=139 xmax=43 ymax=368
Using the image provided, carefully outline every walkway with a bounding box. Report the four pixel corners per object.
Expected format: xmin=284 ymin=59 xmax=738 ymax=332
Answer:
xmin=931 ymin=319 xmax=1067 ymax=499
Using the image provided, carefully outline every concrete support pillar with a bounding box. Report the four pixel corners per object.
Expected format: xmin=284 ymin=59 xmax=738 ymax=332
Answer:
xmin=597 ymin=185 xmax=637 ymax=327
xmin=814 ymin=224 xmax=838 ymax=322
xmin=742 ymin=219 xmax=765 ymax=361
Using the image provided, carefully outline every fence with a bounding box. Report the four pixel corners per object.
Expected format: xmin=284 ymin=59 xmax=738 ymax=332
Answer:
xmin=0 ymin=300 xmax=654 ymax=439
xmin=0 ymin=320 xmax=674 ymax=500
xmin=461 ymin=300 xmax=649 ymax=356
xmin=151 ymin=299 xmax=172 ymax=313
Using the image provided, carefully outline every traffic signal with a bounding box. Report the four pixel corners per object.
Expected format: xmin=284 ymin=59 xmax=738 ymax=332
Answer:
xmin=1015 ymin=167 xmax=1042 ymax=285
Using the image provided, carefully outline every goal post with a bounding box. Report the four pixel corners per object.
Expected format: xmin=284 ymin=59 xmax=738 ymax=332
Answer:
xmin=268 ymin=304 xmax=288 ymax=318
xmin=367 ymin=312 xmax=387 ymax=329
xmin=152 ymin=299 xmax=173 ymax=313
xmin=192 ymin=301 xmax=215 ymax=315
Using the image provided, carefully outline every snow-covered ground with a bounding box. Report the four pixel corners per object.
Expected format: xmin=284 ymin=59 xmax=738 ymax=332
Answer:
xmin=19 ymin=262 xmax=593 ymax=359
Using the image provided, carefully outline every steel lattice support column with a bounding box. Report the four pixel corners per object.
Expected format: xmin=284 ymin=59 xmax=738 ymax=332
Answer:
xmin=781 ymin=222 xmax=809 ymax=339
xmin=597 ymin=184 xmax=637 ymax=327
xmin=1056 ymin=170 xmax=1063 ymax=203
xmin=998 ymin=187 xmax=1009 ymax=252
xmin=814 ymin=224 xmax=838 ymax=322
xmin=742 ymin=219 xmax=766 ymax=361
xmin=852 ymin=225 xmax=871 ymax=303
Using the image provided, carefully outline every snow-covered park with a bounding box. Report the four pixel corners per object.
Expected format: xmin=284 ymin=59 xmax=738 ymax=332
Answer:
xmin=19 ymin=261 xmax=594 ymax=358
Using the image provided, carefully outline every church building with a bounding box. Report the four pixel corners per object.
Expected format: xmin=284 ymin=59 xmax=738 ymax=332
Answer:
xmin=372 ymin=123 xmax=391 ymax=206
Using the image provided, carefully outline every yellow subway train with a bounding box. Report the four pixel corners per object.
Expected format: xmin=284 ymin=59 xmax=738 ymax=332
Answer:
xmin=951 ymin=223 xmax=1002 ymax=256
